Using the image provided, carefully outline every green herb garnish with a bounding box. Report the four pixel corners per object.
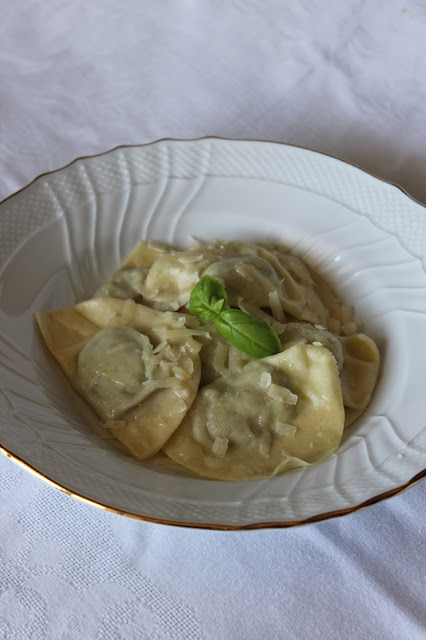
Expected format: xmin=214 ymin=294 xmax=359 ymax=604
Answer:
xmin=189 ymin=275 xmax=227 ymax=321
xmin=189 ymin=275 xmax=282 ymax=358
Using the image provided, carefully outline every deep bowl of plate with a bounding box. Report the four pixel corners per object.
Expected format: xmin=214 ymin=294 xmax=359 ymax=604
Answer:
xmin=0 ymin=138 xmax=425 ymax=529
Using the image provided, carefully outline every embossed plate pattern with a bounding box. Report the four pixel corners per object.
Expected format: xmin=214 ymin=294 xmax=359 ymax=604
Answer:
xmin=0 ymin=139 xmax=425 ymax=528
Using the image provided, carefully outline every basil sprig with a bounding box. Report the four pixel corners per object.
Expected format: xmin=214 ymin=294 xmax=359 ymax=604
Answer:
xmin=189 ymin=275 xmax=227 ymax=321
xmin=189 ymin=275 xmax=282 ymax=358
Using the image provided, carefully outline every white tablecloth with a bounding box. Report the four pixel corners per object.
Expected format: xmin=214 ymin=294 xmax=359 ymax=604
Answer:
xmin=1 ymin=2 xmax=425 ymax=638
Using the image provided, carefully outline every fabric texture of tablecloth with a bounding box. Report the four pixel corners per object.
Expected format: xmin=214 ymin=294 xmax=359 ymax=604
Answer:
xmin=0 ymin=2 xmax=425 ymax=639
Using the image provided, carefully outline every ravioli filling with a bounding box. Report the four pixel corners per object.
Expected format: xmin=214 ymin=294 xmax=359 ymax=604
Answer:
xmin=77 ymin=326 xmax=155 ymax=421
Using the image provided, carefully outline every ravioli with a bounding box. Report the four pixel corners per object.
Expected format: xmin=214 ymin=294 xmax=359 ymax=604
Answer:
xmin=278 ymin=323 xmax=379 ymax=426
xmin=339 ymin=333 xmax=380 ymax=427
xmin=35 ymin=297 xmax=201 ymax=460
xmin=163 ymin=344 xmax=345 ymax=481
xmin=279 ymin=322 xmax=344 ymax=369
xmin=204 ymin=256 xmax=282 ymax=308
xmin=143 ymin=245 xmax=221 ymax=310
xmin=256 ymin=246 xmax=329 ymax=325
xmin=95 ymin=241 xmax=169 ymax=301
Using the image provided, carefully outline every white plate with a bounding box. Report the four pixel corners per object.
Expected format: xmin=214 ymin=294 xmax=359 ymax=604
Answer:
xmin=0 ymin=138 xmax=425 ymax=529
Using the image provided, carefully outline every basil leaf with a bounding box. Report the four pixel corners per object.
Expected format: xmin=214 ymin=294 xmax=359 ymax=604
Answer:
xmin=189 ymin=275 xmax=227 ymax=322
xmin=189 ymin=275 xmax=282 ymax=358
xmin=214 ymin=309 xmax=282 ymax=358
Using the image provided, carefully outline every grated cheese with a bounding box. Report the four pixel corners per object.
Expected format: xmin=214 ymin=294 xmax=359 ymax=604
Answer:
xmin=183 ymin=358 xmax=194 ymax=374
xmin=272 ymin=321 xmax=286 ymax=335
xmin=153 ymin=341 xmax=167 ymax=354
xmin=258 ymin=432 xmax=271 ymax=458
xmin=212 ymin=437 xmax=229 ymax=457
xmin=267 ymin=384 xmax=298 ymax=405
xmin=268 ymin=290 xmax=285 ymax=321
xmin=259 ymin=371 xmax=272 ymax=388
xmin=237 ymin=298 xmax=274 ymax=324
xmin=212 ymin=342 xmax=228 ymax=376
xmin=172 ymin=366 xmax=187 ymax=380
xmin=177 ymin=254 xmax=204 ymax=264
xmin=274 ymin=422 xmax=297 ymax=437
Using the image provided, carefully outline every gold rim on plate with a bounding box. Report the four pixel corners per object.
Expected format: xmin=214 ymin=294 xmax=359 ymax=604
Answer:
xmin=0 ymin=137 xmax=425 ymax=530
xmin=0 ymin=444 xmax=424 ymax=530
